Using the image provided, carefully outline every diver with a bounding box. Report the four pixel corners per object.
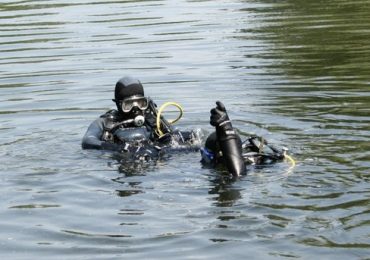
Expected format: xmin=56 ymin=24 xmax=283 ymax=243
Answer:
xmin=201 ymin=101 xmax=288 ymax=177
xmin=82 ymin=76 xmax=200 ymax=161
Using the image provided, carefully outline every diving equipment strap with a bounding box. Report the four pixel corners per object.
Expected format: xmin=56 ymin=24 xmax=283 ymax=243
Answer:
xmin=244 ymin=136 xmax=296 ymax=171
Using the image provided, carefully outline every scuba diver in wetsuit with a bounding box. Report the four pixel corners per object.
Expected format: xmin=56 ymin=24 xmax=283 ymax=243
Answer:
xmin=201 ymin=101 xmax=288 ymax=177
xmin=82 ymin=77 xmax=290 ymax=175
xmin=82 ymin=76 xmax=199 ymax=161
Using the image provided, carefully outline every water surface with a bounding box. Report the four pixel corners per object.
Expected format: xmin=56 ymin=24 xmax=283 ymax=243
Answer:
xmin=0 ymin=0 xmax=369 ymax=259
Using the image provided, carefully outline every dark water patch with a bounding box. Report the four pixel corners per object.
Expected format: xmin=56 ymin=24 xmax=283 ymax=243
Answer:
xmin=62 ymin=229 xmax=132 ymax=238
xmin=9 ymin=204 xmax=60 ymax=209
xmin=0 ymin=0 xmax=156 ymax=12
xmin=89 ymin=16 xmax=162 ymax=24
xmin=116 ymin=189 xmax=143 ymax=197
xmin=299 ymin=235 xmax=370 ymax=249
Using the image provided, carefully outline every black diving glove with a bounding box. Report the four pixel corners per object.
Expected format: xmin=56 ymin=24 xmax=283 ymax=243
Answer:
xmin=210 ymin=101 xmax=231 ymax=129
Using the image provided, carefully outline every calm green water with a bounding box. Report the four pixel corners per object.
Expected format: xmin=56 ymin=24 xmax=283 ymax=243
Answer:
xmin=0 ymin=0 xmax=369 ymax=259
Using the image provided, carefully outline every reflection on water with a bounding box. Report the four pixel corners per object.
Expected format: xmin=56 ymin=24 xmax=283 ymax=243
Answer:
xmin=208 ymin=176 xmax=243 ymax=207
xmin=0 ymin=0 xmax=369 ymax=259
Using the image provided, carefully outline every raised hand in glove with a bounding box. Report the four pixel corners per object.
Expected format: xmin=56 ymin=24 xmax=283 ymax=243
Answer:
xmin=210 ymin=101 xmax=230 ymax=128
xmin=209 ymin=101 xmax=245 ymax=177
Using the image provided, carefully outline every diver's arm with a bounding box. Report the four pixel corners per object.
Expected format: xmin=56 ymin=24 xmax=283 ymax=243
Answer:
xmin=82 ymin=118 xmax=121 ymax=151
xmin=210 ymin=101 xmax=246 ymax=177
xmin=82 ymin=118 xmax=105 ymax=149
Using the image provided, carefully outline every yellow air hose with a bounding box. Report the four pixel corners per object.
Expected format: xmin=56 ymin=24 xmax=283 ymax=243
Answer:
xmin=284 ymin=154 xmax=296 ymax=168
xmin=283 ymin=148 xmax=296 ymax=174
xmin=156 ymin=102 xmax=183 ymax=137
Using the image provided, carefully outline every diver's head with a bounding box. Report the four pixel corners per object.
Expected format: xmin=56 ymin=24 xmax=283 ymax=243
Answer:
xmin=205 ymin=132 xmax=220 ymax=154
xmin=113 ymin=76 xmax=148 ymax=119
xmin=201 ymin=131 xmax=221 ymax=163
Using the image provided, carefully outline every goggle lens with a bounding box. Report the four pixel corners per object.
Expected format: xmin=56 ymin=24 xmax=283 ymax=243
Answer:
xmin=121 ymin=97 xmax=148 ymax=112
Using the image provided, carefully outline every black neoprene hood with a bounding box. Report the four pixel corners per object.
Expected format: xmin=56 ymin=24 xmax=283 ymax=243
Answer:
xmin=205 ymin=132 xmax=220 ymax=153
xmin=115 ymin=76 xmax=144 ymax=101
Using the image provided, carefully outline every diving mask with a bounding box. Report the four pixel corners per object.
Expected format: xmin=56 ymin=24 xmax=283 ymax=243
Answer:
xmin=120 ymin=96 xmax=149 ymax=113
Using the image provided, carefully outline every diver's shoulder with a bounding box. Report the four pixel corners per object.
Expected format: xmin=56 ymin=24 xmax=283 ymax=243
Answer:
xmin=100 ymin=109 xmax=120 ymax=119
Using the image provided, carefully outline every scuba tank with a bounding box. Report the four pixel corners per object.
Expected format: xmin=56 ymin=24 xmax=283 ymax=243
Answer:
xmin=210 ymin=101 xmax=246 ymax=177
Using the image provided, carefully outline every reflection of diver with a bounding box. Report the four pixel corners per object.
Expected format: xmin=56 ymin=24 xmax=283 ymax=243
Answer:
xmin=82 ymin=76 xmax=200 ymax=161
xmin=201 ymin=101 xmax=288 ymax=177
xmin=208 ymin=174 xmax=242 ymax=207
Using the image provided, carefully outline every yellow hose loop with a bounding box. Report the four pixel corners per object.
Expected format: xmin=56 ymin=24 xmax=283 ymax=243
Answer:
xmin=284 ymin=154 xmax=296 ymax=168
xmin=156 ymin=102 xmax=184 ymax=137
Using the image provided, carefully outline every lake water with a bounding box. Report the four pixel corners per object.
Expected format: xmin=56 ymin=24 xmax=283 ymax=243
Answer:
xmin=0 ymin=0 xmax=369 ymax=259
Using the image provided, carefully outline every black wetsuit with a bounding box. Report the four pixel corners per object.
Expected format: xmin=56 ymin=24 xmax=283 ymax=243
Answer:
xmin=82 ymin=99 xmax=285 ymax=176
xmin=82 ymin=109 xmax=200 ymax=160
xmin=201 ymin=101 xmax=286 ymax=177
